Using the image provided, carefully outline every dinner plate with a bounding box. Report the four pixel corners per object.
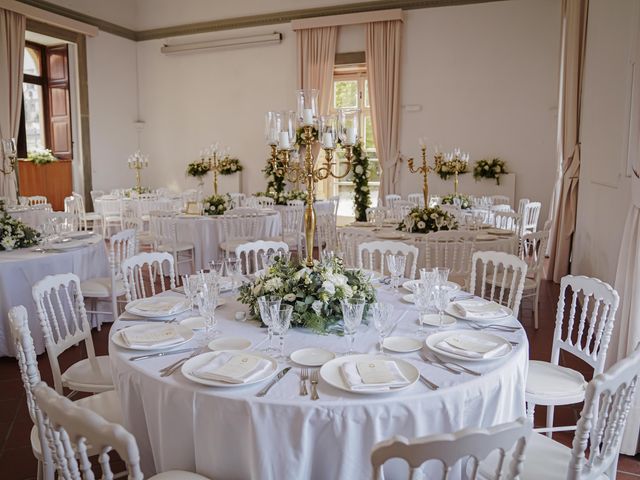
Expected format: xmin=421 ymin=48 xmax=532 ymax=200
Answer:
xmin=445 ymin=303 xmax=512 ymax=323
xmin=402 ymin=280 xmax=461 ymax=293
xmin=111 ymin=324 xmax=194 ymax=351
xmin=376 ymin=231 xmax=406 ymax=240
xmin=383 ymin=336 xmax=423 ymax=353
xmin=181 ymin=350 xmax=277 ymax=387
xmin=290 ymin=347 xmax=336 ymax=366
xmin=208 ymin=336 xmax=252 ymax=351
xmin=425 ymin=330 xmax=512 ymax=363
xmin=319 ymin=354 xmax=419 ymax=395
xmin=125 ymin=297 xmax=189 ymax=319
xmin=62 ymin=231 xmax=96 ymax=240
xmin=47 ymin=239 xmax=88 ymax=250
xmin=179 ymin=316 xmax=206 ymax=331
xmin=487 ymin=228 xmax=514 ymax=236
xmin=420 ymin=313 xmax=457 ymax=327
xmin=350 ymin=221 xmax=374 ymax=228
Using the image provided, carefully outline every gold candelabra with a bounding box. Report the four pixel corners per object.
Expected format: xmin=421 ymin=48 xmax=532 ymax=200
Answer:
xmin=407 ymin=145 xmax=436 ymax=206
xmin=0 ymin=138 xmax=17 ymax=175
xmin=207 ymin=151 xmax=223 ymax=196
xmin=127 ymin=150 xmax=148 ymax=192
xmin=443 ymin=149 xmax=469 ymax=194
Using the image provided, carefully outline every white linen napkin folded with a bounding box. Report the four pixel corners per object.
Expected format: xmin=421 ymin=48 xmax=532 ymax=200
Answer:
xmin=436 ymin=334 xmax=509 ymax=359
xmin=131 ymin=297 xmax=185 ymax=315
xmin=120 ymin=325 xmax=186 ymax=348
xmin=451 ymin=299 xmax=505 ymax=320
xmin=191 ymin=352 xmax=271 ymax=384
xmin=339 ymin=360 xmax=411 ymax=392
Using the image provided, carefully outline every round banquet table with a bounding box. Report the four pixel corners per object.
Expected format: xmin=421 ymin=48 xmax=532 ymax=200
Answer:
xmin=0 ymin=235 xmax=109 ymax=357
xmin=6 ymin=205 xmax=53 ymax=229
xmin=109 ymin=287 xmax=528 ymax=480
xmin=164 ymin=212 xmax=282 ymax=270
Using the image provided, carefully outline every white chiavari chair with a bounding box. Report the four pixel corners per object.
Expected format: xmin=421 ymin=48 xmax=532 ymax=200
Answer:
xmin=440 ymin=204 xmax=462 ymax=219
xmin=358 ymin=240 xmax=419 ymax=279
xmin=491 ymin=195 xmax=510 ymax=207
xmin=316 ymin=210 xmax=339 ymax=254
xmin=407 ymin=193 xmax=425 ymax=207
xmin=328 ymin=195 xmax=340 ymax=216
xmin=469 ymin=251 xmax=528 ymax=313
xmin=490 ymin=204 xmax=512 ymax=214
xmin=90 ymin=189 xmax=104 ymax=205
xmin=121 ymin=251 xmax=176 ymax=302
xmin=122 ymin=202 xmax=154 ymax=251
xmin=287 ymin=199 xmax=304 ymax=207
xmin=149 ymin=210 xmax=195 ymax=275
xmin=235 ymin=240 xmax=289 ymax=275
xmin=99 ymin=196 xmax=123 ymax=237
xmin=526 ymin=275 xmax=619 ymax=437
xmin=219 ymin=214 xmax=261 ymax=257
xmin=517 ymin=229 xmax=550 ymax=329
xmin=9 ymin=306 xmax=123 ymax=480
xmin=493 ymin=211 xmax=522 ymax=234
xmin=28 ymin=195 xmax=48 ymax=206
xmin=420 ymin=230 xmax=477 ymax=288
xmin=228 ymin=192 xmax=246 ymax=209
xmin=81 ymin=229 xmax=136 ymax=330
xmin=384 ymin=194 xmax=401 ymax=209
xmin=31 ymin=273 xmax=114 ymax=395
xmin=371 ymin=418 xmax=531 ymax=480
xmin=72 ymin=191 xmax=102 ymax=232
xmin=63 ymin=196 xmax=81 ymax=229
xmin=33 ymin=382 xmax=211 ymax=480
xmin=279 ymin=204 xmax=305 ymax=257
xmin=517 ymin=198 xmax=530 ymax=216
xmin=337 ymin=228 xmax=373 ymax=268
xmin=389 ymin=200 xmax=416 ymax=222
xmin=521 ymin=201 xmax=541 ymax=235
xmin=254 ymin=196 xmax=275 ymax=208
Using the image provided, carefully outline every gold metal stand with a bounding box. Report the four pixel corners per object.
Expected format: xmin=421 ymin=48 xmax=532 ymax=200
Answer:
xmin=407 ymin=146 xmax=433 ymax=206
xmin=207 ymin=152 xmax=223 ymax=196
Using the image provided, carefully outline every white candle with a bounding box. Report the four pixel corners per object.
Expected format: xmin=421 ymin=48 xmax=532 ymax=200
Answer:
xmin=322 ymin=132 xmax=334 ymax=148
xmin=303 ymin=108 xmax=314 ymax=125
xmin=346 ymin=127 xmax=357 ymax=145
xmin=268 ymin=129 xmax=278 ymax=145
xmin=419 ymin=137 xmax=426 ymax=148
xmin=279 ymin=132 xmax=291 ymax=149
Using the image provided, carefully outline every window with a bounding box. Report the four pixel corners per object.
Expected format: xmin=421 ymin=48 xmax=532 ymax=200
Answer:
xmin=330 ymin=65 xmax=380 ymax=216
xmin=23 ymin=44 xmax=47 ymax=152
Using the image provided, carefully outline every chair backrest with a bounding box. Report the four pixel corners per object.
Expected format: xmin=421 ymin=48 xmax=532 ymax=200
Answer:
xmin=228 ymin=192 xmax=246 ymax=209
xmin=235 ymin=240 xmax=289 ymax=274
xmin=31 ymin=273 xmax=95 ymax=394
xmin=316 ymin=210 xmax=339 ymax=253
xmin=33 ymin=382 xmax=144 ymax=480
xmin=490 ymin=204 xmax=511 ymax=213
xmin=121 ymin=252 xmax=176 ymax=302
xmin=493 ymin=211 xmax=521 ymax=234
xmin=567 ymin=346 xmax=640 ymax=480
xmin=29 ymin=195 xmax=48 ymax=206
xmin=358 ymin=240 xmax=419 ymax=279
xmin=254 ymin=196 xmax=275 ymax=208
xmin=407 ymin=193 xmax=425 ymax=207
xmin=550 ymin=275 xmax=620 ymax=375
xmin=469 ymin=251 xmax=528 ymax=313
xmin=148 ymin=210 xmax=177 ymax=247
xmin=385 ymin=194 xmax=401 ymax=208
xmin=519 ymin=230 xmax=549 ymax=281
xmin=422 ymin=230 xmax=477 ymax=282
xmin=440 ymin=204 xmax=461 ymax=219
xmin=371 ymin=418 xmax=531 ymax=480
xmin=314 ymin=200 xmax=334 ymax=215
xmin=337 ymin=229 xmax=372 ymax=268
xmin=98 ymin=197 xmax=122 ymax=216
xmin=221 ymin=214 xmax=260 ymax=244
xmin=390 ymin=200 xmax=416 ymax=221
xmin=90 ymin=190 xmax=104 ymax=204
xmin=109 ymin=229 xmax=137 ymax=278
xmin=328 ymin=195 xmax=340 ymax=216
xmin=521 ymin=201 xmax=541 ymax=234
xmin=287 ymin=199 xmax=304 ymax=207
xmin=491 ymin=195 xmax=510 ymax=207
xmin=280 ymin=205 xmax=304 ymax=235
xmin=517 ymin=198 xmax=530 ymax=216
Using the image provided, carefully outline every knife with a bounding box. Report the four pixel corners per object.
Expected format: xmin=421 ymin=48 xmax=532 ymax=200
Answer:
xmin=256 ymin=367 xmax=291 ymax=397
xmin=129 ymin=347 xmax=197 ymax=362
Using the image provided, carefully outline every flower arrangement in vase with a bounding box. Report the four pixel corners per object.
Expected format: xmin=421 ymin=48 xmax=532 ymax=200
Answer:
xmin=0 ymin=200 xmax=40 ymax=251
xmin=441 ymin=193 xmax=472 ymax=210
xmin=397 ymin=206 xmax=458 ymax=234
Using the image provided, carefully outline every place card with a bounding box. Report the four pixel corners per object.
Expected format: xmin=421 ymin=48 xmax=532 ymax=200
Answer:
xmin=356 ymin=360 xmax=394 ymax=384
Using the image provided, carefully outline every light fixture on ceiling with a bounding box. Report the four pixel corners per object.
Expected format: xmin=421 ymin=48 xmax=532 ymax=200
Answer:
xmin=161 ymin=32 xmax=282 ymax=55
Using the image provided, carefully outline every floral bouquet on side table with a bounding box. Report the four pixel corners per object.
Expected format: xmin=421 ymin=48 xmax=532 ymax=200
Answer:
xmin=0 ymin=200 xmax=40 ymax=251
xmin=441 ymin=194 xmax=471 ymax=209
xmin=27 ymin=148 xmax=57 ymax=165
xmin=202 ymin=194 xmax=230 ymax=215
xmin=238 ymin=256 xmax=376 ymax=333
xmin=397 ymin=206 xmax=458 ymax=234
xmin=473 ymin=158 xmax=508 ymax=185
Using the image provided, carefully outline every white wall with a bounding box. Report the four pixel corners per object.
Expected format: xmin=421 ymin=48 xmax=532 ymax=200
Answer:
xmin=44 ymin=0 xmax=138 ymax=30
xmin=398 ymin=0 xmax=560 ymax=221
xmin=571 ymin=0 xmax=636 ymax=284
xmin=86 ymin=32 xmax=140 ymax=192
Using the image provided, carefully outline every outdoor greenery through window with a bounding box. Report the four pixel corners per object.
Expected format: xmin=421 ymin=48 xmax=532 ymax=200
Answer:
xmin=331 ymin=66 xmax=379 ymax=217
xmin=23 ymin=45 xmax=46 ymax=153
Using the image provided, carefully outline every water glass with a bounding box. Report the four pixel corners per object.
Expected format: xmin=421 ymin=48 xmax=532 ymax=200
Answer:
xmin=434 ymin=285 xmax=452 ymax=330
xmin=210 ymin=261 xmax=224 ymax=278
xmin=414 ymin=281 xmax=435 ymax=334
xmin=270 ymin=304 xmax=293 ymax=359
xmin=181 ymin=275 xmax=197 ymax=311
xmin=340 ymin=299 xmax=365 ymax=355
xmin=197 ymin=283 xmax=219 ymax=339
xmin=225 ymin=257 xmax=242 ymax=293
xmin=257 ymin=295 xmax=281 ymax=353
xmin=435 ymin=216 xmax=445 ymax=231
xmin=434 ymin=267 xmax=450 ymax=286
xmin=370 ymin=302 xmax=394 ymax=353
xmin=386 ymin=254 xmax=406 ymax=292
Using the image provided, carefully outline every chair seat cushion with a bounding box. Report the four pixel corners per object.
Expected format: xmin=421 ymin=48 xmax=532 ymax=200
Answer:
xmin=526 ymin=360 xmax=587 ymax=402
xmin=158 ymin=242 xmax=194 ymax=253
xmin=80 ymin=277 xmax=125 ymax=298
xmin=62 ymin=355 xmax=114 ymax=393
xmin=150 ymin=471 xmax=212 ymax=480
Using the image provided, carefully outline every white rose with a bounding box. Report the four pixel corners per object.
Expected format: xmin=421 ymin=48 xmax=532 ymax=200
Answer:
xmin=231 ymin=164 xmax=237 ymax=171
xmin=322 ymin=280 xmax=336 ymax=295
xmin=333 ymin=273 xmax=348 ymax=287
xmin=355 ymin=165 xmax=364 ymax=175
xmin=342 ymin=284 xmax=353 ymax=298
xmin=311 ymin=300 xmax=323 ymax=314
xmin=265 ymin=277 xmax=283 ymax=291
xmin=417 ymin=221 xmax=426 ymax=229
xmin=284 ymin=293 xmax=296 ymax=302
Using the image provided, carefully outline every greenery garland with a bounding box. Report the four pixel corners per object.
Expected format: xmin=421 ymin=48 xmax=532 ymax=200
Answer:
xmin=473 ymin=158 xmax=508 ymax=185
xmin=186 ymin=160 xmax=210 ymax=178
xmin=349 ymin=141 xmax=371 ymax=222
xmin=263 ymin=159 xmax=286 ymax=197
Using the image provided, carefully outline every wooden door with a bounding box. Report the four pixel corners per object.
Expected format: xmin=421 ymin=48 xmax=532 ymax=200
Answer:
xmin=46 ymin=45 xmax=72 ymax=160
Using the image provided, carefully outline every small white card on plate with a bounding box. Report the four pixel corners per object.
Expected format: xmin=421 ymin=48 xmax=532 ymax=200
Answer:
xmin=356 ymin=361 xmax=394 ymax=384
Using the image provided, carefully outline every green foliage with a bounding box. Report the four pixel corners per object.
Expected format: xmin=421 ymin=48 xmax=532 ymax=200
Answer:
xmin=473 ymin=158 xmax=508 ymax=185
xmin=0 ymin=201 xmax=40 ymax=250
xmin=254 ymin=189 xmax=307 ymax=206
xmin=202 ymin=194 xmax=229 ymax=216
xmin=218 ymin=157 xmax=243 ymax=175
xmin=349 ymin=141 xmax=371 ymax=222
xmin=186 ymin=160 xmax=210 ymax=178
xmin=263 ymin=158 xmax=286 ymax=197
xmin=397 ymin=206 xmax=458 ymax=234
xmin=27 ymin=149 xmax=57 ymax=165
xmin=435 ymin=159 xmax=469 ymax=180
xmin=441 ymin=194 xmax=472 ymax=210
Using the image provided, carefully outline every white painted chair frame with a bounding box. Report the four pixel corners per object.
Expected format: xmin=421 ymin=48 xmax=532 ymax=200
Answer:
xmin=521 ymin=201 xmax=541 ymax=235
xmin=421 ymin=230 xmax=477 ymax=289
xmin=358 ymin=240 xmax=419 ymax=280
xmin=235 ymin=240 xmax=289 ymax=275
xmin=468 ymin=251 xmax=528 ymax=313
xmin=121 ymin=251 xmax=177 ymax=302
xmin=518 ymin=229 xmax=550 ymax=329
xmin=219 ymin=214 xmax=261 ymax=256
xmin=407 ymin=193 xmax=425 ymax=207
xmin=149 ymin=210 xmax=195 ymax=276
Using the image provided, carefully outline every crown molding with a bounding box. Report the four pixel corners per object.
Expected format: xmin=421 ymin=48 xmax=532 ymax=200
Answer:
xmin=17 ymin=0 xmax=506 ymax=42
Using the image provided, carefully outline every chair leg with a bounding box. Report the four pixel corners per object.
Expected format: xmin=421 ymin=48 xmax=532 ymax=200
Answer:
xmin=526 ymin=402 xmax=535 ymax=424
xmin=546 ymin=405 xmax=555 ymax=438
xmin=95 ymin=298 xmax=102 ymax=331
xmin=534 ymin=287 xmax=540 ymax=330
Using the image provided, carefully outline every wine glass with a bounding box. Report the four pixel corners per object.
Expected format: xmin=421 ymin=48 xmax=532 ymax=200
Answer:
xmin=197 ymin=282 xmax=220 ymax=339
xmin=370 ymin=302 xmax=394 ymax=353
xmin=181 ymin=275 xmax=197 ymax=311
xmin=225 ymin=257 xmax=242 ymax=293
xmin=340 ymin=299 xmax=365 ymax=355
xmin=270 ymin=304 xmax=293 ymax=360
xmin=434 ymin=267 xmax=450 ymax=286
xmin=404 ymin=215 xmax=415 ymax=233
xmin=257 ymin=295 xmax=281 ymax=353
xmin=433 ymin=284 xmax=452 ymax=331
xmin=210 ymin=260 xmax=224 ymax=278
xmin=386 ymin=254 xmax=406 ymax=292
xmin=435 ymin=216 xmax=445 ymax=231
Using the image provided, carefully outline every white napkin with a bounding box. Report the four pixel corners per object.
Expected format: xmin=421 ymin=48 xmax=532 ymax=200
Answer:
xmin=436 ymin=334 xmax=509 ymax=359
xmin=451 ymin=299 xmax=505 ymax=320
xmin=120 ymin=325 xmax=185 ymax=348
xmin=131 ymin=298 xmax=185 ymax=315
xmin=191 ymin=352 xmax=271 ymax=384
xmin=339 ymin=360 xmax=411 ymax=392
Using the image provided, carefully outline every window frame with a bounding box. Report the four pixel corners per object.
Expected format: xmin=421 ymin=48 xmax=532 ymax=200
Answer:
xmin=18 ymin=41 xmax=50 ymax=156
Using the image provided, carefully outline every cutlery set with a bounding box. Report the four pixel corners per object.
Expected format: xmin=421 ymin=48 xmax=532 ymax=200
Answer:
xmin=256 ymin=367 xmax=291 ymax=397
xmin=298 ymin=367 xmax=320 ymax=400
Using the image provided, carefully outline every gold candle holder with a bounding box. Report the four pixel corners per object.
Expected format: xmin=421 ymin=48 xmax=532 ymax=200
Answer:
xmin=128 ymin=151 xmax=148 ymax=193
xmin=208 ymin=151 xmax=223 ymax=196
xmin=407 ymin=146 xmax=433 ymax=206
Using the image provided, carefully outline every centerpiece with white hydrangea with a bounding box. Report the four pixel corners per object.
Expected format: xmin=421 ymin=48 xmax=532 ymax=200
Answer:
xmin=0 ymin=200 xmax=40 ymax=251
xmin=238 ymin=255 xmax=376 ymax=333
xmin=202 ymin=194 xmax=230 ymax=215
xmin=441 ymin=193 xmax=472 ymax=209
xmin=473 ymin=158 xmax=508 ymax=185
xmin=397 ymin=206 xmax=458 ymax=234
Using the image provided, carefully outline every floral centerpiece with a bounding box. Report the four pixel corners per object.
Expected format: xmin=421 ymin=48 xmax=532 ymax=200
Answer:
xmin=0 ymin=200 xmax=40 ymax=251
xmin=397 ymin=206 xmax=458 ymax=234
xmin=435 ymin=159 xmax=468 ymax=180
xmin=349 ymin=141 xmax=371 ymax=222
xmin=27 ymin=148 xmax=57 ymax=165
xmin=218 ymin=157 xmax=243 ymax=175
xmin=238 ymin=256 xmax=376 ymax=333
xmin=202 ymin=194 xmax=229 ymax=215
xmin=441 ymin=193 xmax=471 ymax=209
xmin=473 ymin=158 xmax=508 ymax=185
xmin=254 ymin=189 xmax=307 ymax=206
xmin=125 ymin=186 xmax=153 ymax=196
xmin=187 ymin=160 xmax=210 ymax=179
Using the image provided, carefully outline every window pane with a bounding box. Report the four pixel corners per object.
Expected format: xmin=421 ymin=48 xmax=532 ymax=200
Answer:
xmin=22 ymin=83 xmax=46 ymax=152
xmin=364 ymin=113 xmax=376 ymax=151
xmin=334 ymin=80 xmax=358 ymax=109
xmin=364 ymin=79 xmax=370 ymax=108
xmin=23 ymin=47 xmax=41 ymax=76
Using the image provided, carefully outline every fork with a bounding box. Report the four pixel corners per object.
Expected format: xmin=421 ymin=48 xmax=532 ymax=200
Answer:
xmin=160 ymin=346 xmax=206 ymax=376
xmin=310 ymin=370 xmax=320 ymax=400
xmin=468 ymin=323 xmax=518 ymax=333
xmin=300 ymin=368 xmax=309 ymax=396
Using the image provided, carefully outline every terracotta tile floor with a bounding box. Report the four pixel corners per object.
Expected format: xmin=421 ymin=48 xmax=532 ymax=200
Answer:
xmin=1 ymin=280 xmax=639 ymax=479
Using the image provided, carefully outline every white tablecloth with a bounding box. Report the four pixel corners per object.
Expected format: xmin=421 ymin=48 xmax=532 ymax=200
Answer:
xmin=109 ymin=288 xmax=528 ymax=480
xmin=0 ymin=236 xmax=109 ymax=356
xmin=165 ymin=212 xmax=282 ymax=270
xmin=7 ymin=205 xmax=53 ymax=228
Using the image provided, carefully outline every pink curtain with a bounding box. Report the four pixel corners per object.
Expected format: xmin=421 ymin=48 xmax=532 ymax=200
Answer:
xmin=0 ymin=8 xmax=25 ymax=201
xmin=365 ymin=20 xmax=402 ymax=205
xmin=296 ymin=26 xmax=337 ymax=116
xmin=546 ymin=0 xmax=588 ymax=282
